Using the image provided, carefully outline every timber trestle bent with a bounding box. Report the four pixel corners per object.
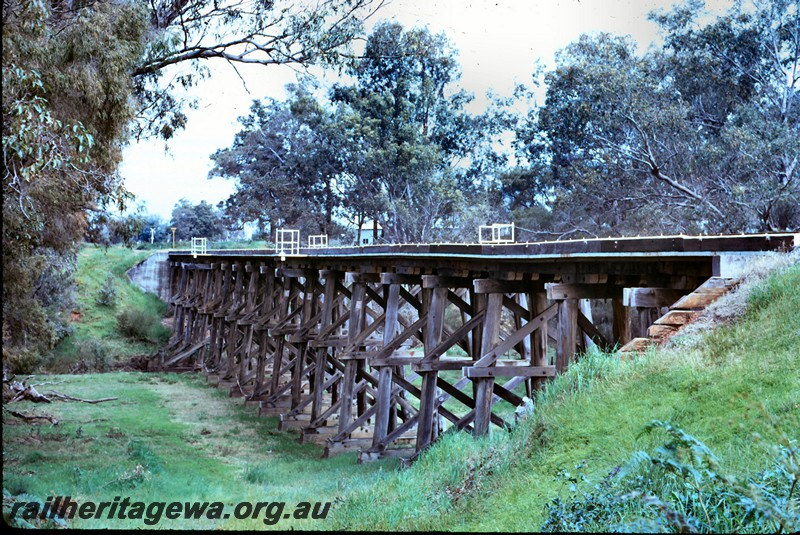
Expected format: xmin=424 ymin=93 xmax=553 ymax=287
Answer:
xmin=153 ymin=234 xmax=798 ymax=462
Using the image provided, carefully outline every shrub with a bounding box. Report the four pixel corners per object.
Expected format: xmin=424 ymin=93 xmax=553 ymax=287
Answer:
xmin=2 ymin=347 xmax=43 ymax=375
xmin=116 ymin=307 xmax=170 ymax=343
xmin=74 ymin=339 xmax=112 ymax=372
xmin=95 ymin=274 xmax=118 ymax=307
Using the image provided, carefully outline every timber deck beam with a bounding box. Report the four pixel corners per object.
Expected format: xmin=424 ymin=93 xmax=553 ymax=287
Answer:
xmin=155 ymin=233 xmax=798 ymax=462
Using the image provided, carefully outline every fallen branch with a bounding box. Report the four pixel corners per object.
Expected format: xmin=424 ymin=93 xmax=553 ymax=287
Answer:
xmin=4 ymin=408 xmax=59 ymax=425
xmin=46 ymin=391 xmax=118 ymax=404
xmin=31 ymin=380 xmax=66 ymax=388
xmin=8 ymin=383 xmax=51 ymax=403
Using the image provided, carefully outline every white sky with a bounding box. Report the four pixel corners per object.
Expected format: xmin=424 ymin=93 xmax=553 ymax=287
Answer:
xmin=119 ymin=0 xmax=735 ymax=221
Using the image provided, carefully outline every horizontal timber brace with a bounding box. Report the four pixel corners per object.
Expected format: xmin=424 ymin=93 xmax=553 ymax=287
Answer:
xmin=155 ymin=236 xmax=792 ymax=462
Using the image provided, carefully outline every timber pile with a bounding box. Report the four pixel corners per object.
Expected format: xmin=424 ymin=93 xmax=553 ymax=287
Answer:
xmin=153 ymin=235 xmax=796 ymax=462
xmin=618 ymin=277 xmax=737 ymax=355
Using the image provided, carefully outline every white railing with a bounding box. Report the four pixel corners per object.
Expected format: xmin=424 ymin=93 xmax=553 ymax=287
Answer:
xmin=276 ymin=228 xmax=300 ymax=256
xmin=478 ymin=223 xmax=515 ymax=244
xmin=190 ymin=237 xmax=208 ymax=256
xmin=308 ymin=234 xmax=328 ymax=248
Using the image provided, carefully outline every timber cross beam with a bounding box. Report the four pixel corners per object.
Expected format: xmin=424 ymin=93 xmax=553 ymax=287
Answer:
xmin=153 ymin=233 xmax=798 ymax=462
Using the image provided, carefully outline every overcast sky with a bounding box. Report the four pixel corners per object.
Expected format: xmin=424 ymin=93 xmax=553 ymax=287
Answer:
xmin=119 ymin=0 xmax=734 ymax=221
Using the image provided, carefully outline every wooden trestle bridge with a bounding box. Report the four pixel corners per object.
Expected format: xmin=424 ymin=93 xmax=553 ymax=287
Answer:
xmin=152 ymin=233 xmax=797 ymax=462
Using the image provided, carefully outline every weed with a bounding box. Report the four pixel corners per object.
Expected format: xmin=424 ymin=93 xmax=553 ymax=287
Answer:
xmin=126 ymin=438 xmax=162 ymax=473
xmin=94 ymin=274 xmax=118 ymax=307
xmin=101 ymin=464 xmax=151 ymax=490
xmin=23 ymin=452 xmax=46 ymax=463
xmin=540 ymin=420 xmax=800 ymax=533
xmin=73 ymin=339 xmax=112 ymax=372
xmin=243 ymin=465 xmax=272 ymax=485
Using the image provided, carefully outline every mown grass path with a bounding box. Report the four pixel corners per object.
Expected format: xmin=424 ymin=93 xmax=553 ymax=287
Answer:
xmin=3 ymin=372 xmax=396 ymax=529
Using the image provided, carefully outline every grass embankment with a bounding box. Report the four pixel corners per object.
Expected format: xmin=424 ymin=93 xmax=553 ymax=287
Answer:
xmin=46 ymin=245 xmax=170 ymax=371
xmin=4 ymin=252 xmax=797 ymax=530
xmin=7 ymin=243 xmax=396 ymax=529
xmin=333 ymin=260 xmax=800 ymax=531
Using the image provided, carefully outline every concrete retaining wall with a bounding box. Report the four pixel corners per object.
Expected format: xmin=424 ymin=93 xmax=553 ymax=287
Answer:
xmin=127 ymin=252 xmax=170 ymax=301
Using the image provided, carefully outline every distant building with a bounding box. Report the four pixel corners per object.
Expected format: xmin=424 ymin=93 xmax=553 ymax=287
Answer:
xmin=225 ymin=220 xmax=259 ymax=241
xmin=242 ymin=221 xmax=258 ymax=240
xmin=358 ymin=220 xmax=383 ymax=245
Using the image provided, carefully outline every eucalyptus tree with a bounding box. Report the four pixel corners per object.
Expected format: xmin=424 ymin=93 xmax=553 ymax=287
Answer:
xmin=3 ymin=1 xmax=149 ymax=365
xmin=513 ymin=0 xmax=799 ymax=236
xmin=525 ymin=32 xmax=712 ymax=236
xmin=131 ymin=0 xmax=386 ymax=140
xmin=2 ymin=0 xmax=385 ymax=369
xmin=210 ymin=83 xmax=347 ymax=239
xmin=652 ymin=0 xmax=799 ymax=231
xmin=333 ymin=21 xmax=502 ymax=243
xmin=170 ymin=199 xmax=225 ymax=240
xmin=213 ymin=22 xmax=509 ymax=244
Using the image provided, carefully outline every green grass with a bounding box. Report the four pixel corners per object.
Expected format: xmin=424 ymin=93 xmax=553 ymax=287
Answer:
xmin=46 ymin=245 xmax=169 ymax=370
xmin=8 ymin=251 xmax=798 ymax=531
xmin=330 ymin=262 xmax=800 ymax=531
xmin=2 ymin=372 xmax=395 ymax=529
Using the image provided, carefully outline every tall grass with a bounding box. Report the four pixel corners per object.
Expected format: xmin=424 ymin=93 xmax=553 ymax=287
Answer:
xmin=331 ymin=262 xmax=800 ymax=531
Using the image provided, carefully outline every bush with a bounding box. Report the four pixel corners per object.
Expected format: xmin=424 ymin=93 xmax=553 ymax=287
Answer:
xmin=2 ymin=347 xmax=43 ymax=375
xmin=116 ymin=307 xmax=170 ymax=343
xmin=74 ymin=339 xmax=112 ymax=372
xmin=95 ymin=274 xmax=118 ymax=307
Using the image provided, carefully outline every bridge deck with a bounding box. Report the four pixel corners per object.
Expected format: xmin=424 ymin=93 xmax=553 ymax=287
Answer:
xmin=178 ymin=233 xmax=797 ymax=257
xmin=156 ymin=233 xmax=797 ymax=462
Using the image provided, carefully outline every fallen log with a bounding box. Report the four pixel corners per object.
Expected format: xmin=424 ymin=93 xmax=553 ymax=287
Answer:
xmin=47 ymin=391 xmax=118 ymax=404
xmin=4 ymin=408 xmax=59 ymax=425
xmin=8 ymin=383 xmax=51 ymax=403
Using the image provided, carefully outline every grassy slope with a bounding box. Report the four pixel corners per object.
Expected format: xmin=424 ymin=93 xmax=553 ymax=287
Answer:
xmin=5 ymin=244 xmax=397 ymax=529
xmin=331 ymin=262 xmax=800 ymax=531
xmin=5 ymin=252 xmax=797 ymax=531
xmin=47 ymin=245 xmax=168 ymax=370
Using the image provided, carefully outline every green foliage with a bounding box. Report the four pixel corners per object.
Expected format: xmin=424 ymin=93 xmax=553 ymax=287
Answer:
xmin=126 ymin=438 xmax=162 ymax=474
xmin=95 ymin=274 xmax=118 ymax=307
xmin=541 ymin=420 xmax=800 ymax=533
xmin=169 ymin=198 xmax=224 ymax=241
xmin=73 ymin=339 xmax=112 ymax=373
xmin=2 ymin=64 xmax=93 ymax=183
xmin=3 ymin=489 xmax=68 ymax=529
xmin=3 ymin=0 xmax=148 ymax=367
xmin=212 ymin=22 xmax=510 ymax=244
xmin=110 ymin=211 xmax=147 ymax=249
xmin=2 ymin=347 xmax=44 ymax=375
xmin=511 ymin=0 xmax=800 ymax=236
xmin=115 ymin=307 xmax=170 ymax=343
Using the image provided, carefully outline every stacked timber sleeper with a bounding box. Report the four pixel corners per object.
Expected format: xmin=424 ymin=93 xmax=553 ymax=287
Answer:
xmin=618 ymin=277 xmax=737 ymax=354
